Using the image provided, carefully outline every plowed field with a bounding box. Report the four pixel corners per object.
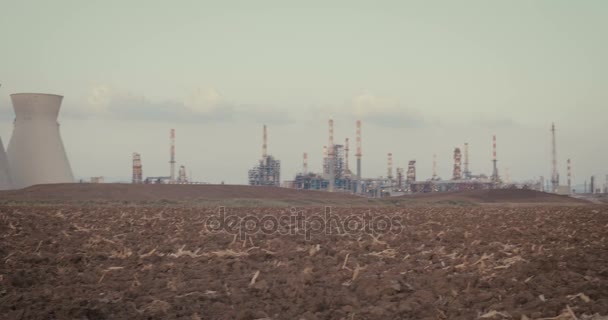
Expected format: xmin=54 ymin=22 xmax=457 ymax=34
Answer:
xmin=1 ymin=206 xmax=607 ymax=319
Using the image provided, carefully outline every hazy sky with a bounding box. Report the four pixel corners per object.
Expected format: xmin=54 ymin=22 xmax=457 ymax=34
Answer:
xmin=1 ymin=0 xmax=606 ymax=187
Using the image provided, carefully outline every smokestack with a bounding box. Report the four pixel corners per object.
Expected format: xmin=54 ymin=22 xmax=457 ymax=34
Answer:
xmin=328 ymin=119 xmax=335 ymax=192
xmin=463 ymin=142 xmax=470 ymax=179
xmin=323 ymin=145 xmax=328 ymax=175
xmin=551 ymin=123 xmax=559 ymax=192
xmin=303 ymin=152 xmax=308 ymax=175
xmin=356 ymin=120 xmax=362 ymax=181
xmin=567 ymin=158 xmax=571 ymax=193
xmin=491 ymin=135 xmax=499 ymax=184
xmin=344 ymin=138 xmax=349 ymax=173
xmin=432 ymin=154 xmax=437 ymax=181
xmin=7 ymin=93 xmax=74 ymax=188
xmin=262 ymin=124 xmax=267 ymax=162
xmin=387 ymin=153 xmax=393 ymax=180
xmin=170 ymin=129 xmax=176 ymax=183
xmin=132 ymin=153 xmax=143 ymax=184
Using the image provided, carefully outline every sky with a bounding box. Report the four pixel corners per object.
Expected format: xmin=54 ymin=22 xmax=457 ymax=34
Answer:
xmin=0 ymin=0 xmax=607 ymax=188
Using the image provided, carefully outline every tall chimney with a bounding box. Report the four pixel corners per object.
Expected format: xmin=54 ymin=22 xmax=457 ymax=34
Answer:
xmin=344 ymin=138 xmax=349 ymax=173
xmin=551 ymin=123 xmax=559 ymax=192
xmin=567 ymin=158 xmax=571 ymax=193
xmin=262 ymin=124 xmax=267 ymax=163
xmin=387 ymin=153 xmax=393 ymax=180
xmin=432 ymin=153 xmax=437 ymax=180
xmin=463 ymin=142 xmax=470 ymax=179
xmin=328 ymin=119 xmax=335 ymax=192
xmin=356 ymin=120 xmax=362 ymax=181
xmin=491 ymin=135 xmax=499 ymax=184
xmin=170 ymin=129 xmax=175 ymax=183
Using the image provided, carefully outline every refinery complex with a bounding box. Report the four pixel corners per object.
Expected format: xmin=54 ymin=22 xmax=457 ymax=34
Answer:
xmin=0 ymin=91 xmax=607 ymax=196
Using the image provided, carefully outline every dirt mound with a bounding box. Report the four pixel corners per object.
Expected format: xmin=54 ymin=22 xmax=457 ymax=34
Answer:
xmin=402 ymin=189 xmax=588 ymax=204
xmin=0 ymin=183 xmax=360 ymax=204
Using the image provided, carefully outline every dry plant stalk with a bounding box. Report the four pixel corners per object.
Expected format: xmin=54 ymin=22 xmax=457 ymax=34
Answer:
xmin=352 ymin=263 xmax=366 ymax=281
xmin=250 ymin=270 xmax=260 ymax=286
xmin=367 ymin=248 xmax=397 ymax=258
xmin=140 ymin=247 xmax=157 ymax=258
xmin=98 ymin=266 xmax=124 ymax=284
xmin=341 ymin=253 xmax=350 ymax=269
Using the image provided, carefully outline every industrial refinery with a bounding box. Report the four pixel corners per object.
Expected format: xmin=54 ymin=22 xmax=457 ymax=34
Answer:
xmin=281 ymin=119 xmax=505 ymax=196
xmin=0 ymin=90 xmax=605 ymax=197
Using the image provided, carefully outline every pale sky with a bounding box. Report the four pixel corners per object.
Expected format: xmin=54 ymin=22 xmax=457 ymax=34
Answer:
xmin=0 ymin=0 xmax=606 ymax=187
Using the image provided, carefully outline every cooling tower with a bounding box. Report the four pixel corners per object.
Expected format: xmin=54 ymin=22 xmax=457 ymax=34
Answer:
xmin=7 ymin=93 xmax=74 ymax=188
xmin=0 ymin=137 xmax=12 ymax=190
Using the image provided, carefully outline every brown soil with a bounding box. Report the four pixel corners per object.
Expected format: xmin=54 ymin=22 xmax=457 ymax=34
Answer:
xmin=1 ymin=205 xmax=607 ymax=319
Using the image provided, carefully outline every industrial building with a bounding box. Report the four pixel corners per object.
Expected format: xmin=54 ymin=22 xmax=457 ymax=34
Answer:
xmin=286 ymin=120 xmax=510 ymax=196
xmin=133 ymin=129 xmax=201 ymax=185
xmin=248 ymin=125 xmax=281 ymax=187
xmin=7 ymin=93 xmax=74 ymax=188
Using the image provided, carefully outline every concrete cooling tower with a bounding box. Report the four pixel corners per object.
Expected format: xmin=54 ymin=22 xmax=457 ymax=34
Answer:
xmin=0 ymin=137 xmax=12 ymax=190
xmin=7 ymin=93 xmax=74 ymax=189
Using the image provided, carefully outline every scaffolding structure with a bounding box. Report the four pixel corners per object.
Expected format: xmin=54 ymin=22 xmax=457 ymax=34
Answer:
xmin=248 ymin=155 xmax=281 ymax=186
xmin=396 ymin=168 xmax=404 ymax=189
xmin=132 ymin=152 xmax=143 ymax=184
xmin=453 ymin=148 xmax=462 ymax=180
xmin=178 ymin=165 xmax=188 ymax=183
xmin=406 ymin=160 xmax=416 ymax=186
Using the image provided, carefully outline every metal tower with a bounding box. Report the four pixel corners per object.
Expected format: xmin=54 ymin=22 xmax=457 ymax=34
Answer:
xmin=356 ymin=120 xmax=362 ymax=181
xmin=328 ymin=119 xmax=335 ymax=192
xmin=132 ymin=152 xmax=143 ymax=184
xmin=550 ymin=123 xmax=559 ymax=192
xmin=491 ymin=135 xmax=499 ymax=184
xmin=567 ymin=158 xmax=571 ymax=193
xmin=170 ymin=129 xmax=176 ymax=183
xmin=387 ymin=153 xmax=393 ymax=180
xmin=344 ymin=138 xmax=350 ymax=174
xmin=463 ymin=142 xmax=471 ymax=179
xmin=432 ymin=153 xmax=437 ymax=180
xmin=262 ymin=124 xmax=267 ymax=164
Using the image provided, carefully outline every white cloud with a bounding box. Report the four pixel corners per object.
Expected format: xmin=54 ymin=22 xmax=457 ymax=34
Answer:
xmin=183 ymin=87 xmax=225 ymax=114
xmin=63 ymin=85 xmax=291 ymax=124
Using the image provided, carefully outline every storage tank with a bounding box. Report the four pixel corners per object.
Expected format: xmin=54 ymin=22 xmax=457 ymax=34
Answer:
xmin=7 ymin=93 xmax=74 ymax=188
